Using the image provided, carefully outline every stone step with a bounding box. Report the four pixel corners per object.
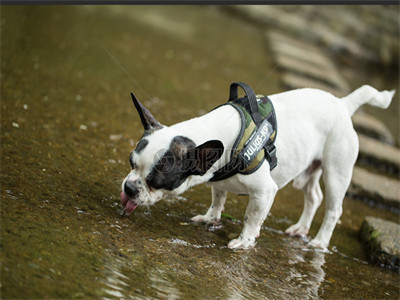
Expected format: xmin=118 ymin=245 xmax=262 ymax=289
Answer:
xmin=266 ymin=30 xmax=334 ymax=69
xmin=281 ymin=73 xmax=346 ymax=97
xmin=273 ymin=52 xmax=349 ymax=94
xmin=360 ymin=216 xmax=399 ymax=271
xmin=352 ymin=112 xmax=395 ymax=145
xmin=358 ymin=134 xmax=400 ymax=174
xmin=312 ymin=6 xmax=399 ymax=66
xmin=348 ymin=166 xmax=400 ymax=211
xmin=227 ymin=5 xmax=378 ymax=63
xmin=265 ymin=30 xmax=349 ymax=97
xmin=267 ymin=29 xmax=352 ymax=94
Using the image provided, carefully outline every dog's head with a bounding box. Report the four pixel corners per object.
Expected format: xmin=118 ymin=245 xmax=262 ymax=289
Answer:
xmin=120 ymin=93 xmax=224 ymax=215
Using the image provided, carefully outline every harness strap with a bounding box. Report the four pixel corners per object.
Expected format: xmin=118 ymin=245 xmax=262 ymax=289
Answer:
xmin=229 ymin=82 xmax=264 ymax=127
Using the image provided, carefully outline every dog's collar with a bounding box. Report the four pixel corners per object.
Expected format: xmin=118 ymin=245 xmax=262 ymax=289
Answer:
xmin=210 ymin=82 xmax=277 ymax=182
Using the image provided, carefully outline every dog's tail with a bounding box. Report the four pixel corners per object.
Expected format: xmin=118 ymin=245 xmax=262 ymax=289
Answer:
xmin=342 ymin=85 xmax=395 ymax=116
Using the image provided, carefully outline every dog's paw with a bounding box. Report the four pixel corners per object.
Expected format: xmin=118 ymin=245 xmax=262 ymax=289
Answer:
xmin=285 ymin=224 xmax=309 ymax=237
xmin=308 ymin=239 xmax=328 ymax=250
xmin=227 ymin=237 xmax=256 ymax=249
xmin=191 ymin=214 xmax=219 ymax=225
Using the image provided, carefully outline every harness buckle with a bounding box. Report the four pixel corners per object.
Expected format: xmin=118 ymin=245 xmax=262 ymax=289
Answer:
xmin=265 ymin=144 xmax=277 ymax=170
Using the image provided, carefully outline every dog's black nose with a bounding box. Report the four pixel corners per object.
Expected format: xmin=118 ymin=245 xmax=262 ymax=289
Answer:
xmin=124 ymin=180 xmax=139 ymax=198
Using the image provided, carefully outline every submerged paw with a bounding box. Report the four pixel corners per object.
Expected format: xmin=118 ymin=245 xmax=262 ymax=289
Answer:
xmin=191 ymin=215 xmax=219 ymax=224
xmin=227 ymin=237 xmax=256 ymax=249
xmin=285 ymin=224 xmax=309 ymax=237
xmin=308 ymin=239 xmax=328 ymax=250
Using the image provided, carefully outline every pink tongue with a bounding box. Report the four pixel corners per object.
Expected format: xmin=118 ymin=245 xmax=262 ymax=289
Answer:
xmin=120 ymin=191 xmax=129 ymax=206
xmin=125 ymin=201 xmax=138 ymax=215
xmin=120 ymin=191 xmax=138 ymax=215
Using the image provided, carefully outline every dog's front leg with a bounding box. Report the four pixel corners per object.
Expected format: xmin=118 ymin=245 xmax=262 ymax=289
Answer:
xmin=228 ymin=181 xmax=278 ymax=249
xmin=192 ymin=187 xmax=227 ymax=224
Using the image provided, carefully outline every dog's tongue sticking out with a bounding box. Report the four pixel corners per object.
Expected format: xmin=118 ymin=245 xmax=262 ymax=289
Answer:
xmin=120 ymin=191 xmax=129 ymax=206
xmin=125 ymin=201 xmax=138 ymax=214
xmin=120 ymin=191 xmax=137 ymax=214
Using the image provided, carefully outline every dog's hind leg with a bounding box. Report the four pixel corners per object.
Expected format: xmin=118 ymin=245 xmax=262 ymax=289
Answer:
xmin=309 ymin=126 xmax=358 ymax=249
xmin=286 ymin=164 xmax=323 ymax=237
xmin=191 ymin=187 xmax=227 ymax=224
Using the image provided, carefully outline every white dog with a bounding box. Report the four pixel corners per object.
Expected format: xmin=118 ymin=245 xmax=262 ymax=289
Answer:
xmin=120 ymin=84 xmax=394 ymax=249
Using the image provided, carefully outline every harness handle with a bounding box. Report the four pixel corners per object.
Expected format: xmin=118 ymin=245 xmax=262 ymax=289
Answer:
xmin=228 ymin=82 xmax=263 ymax=127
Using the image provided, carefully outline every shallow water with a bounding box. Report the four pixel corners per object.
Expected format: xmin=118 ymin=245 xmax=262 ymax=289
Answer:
xmin=1 ymin=5 xmax=399 ymax=299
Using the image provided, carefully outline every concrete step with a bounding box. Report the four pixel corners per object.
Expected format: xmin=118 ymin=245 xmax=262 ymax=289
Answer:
xmin=281 ymin=73 xmax=345 ymax=97
xmin=348 ymin=166 xmax=400 ymax=211
xmin=266 ymin=30 xmax=333 ymax=68
xmin=265 ymin=29 xmax=350 ymax=97
xmin=274 ymin=53 xmax=348 ymax=94
xmin=360 ymin=216 xmax=399 ymax=271
xmin=358 ymin=134 xmax=400 ymax=174
xmin=352 ymin=112 xmax=395 ymax=145
xmin=227 ymin=5 xmax=378 ymax=63
xmin=266 ymin=30 xmax=350 ymax=94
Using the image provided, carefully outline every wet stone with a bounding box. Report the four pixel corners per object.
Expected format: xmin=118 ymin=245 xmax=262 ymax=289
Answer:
xmin=352 ymin=112 xmax=395 ymax=145
xmin=360 ymin=216 xmax=400 ymax=271
xmin=348 ymin=166 xmax=400 ymax=211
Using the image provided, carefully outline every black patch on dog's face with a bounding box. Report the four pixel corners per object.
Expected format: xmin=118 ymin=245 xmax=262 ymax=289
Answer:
xmin=129 ymin=152 xmax=135 ymax=169
xmin=129 ymin=139 xmax=148 ymax=169
xmin=146 ymin=136 xmax=195 ymax=191
xmin=146 ymin=136 xmax=224 ymax=191
xmin=134 ymin=139 xmax=148 ymax=154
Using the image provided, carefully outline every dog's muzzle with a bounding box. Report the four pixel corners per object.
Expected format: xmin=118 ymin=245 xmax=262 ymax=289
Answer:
xmin=124 ymin=180 xmax=139 ymax=198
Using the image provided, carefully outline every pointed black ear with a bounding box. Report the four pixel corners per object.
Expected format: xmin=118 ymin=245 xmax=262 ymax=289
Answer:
xmin=185 ymin=140 xmax=224 ymax=176
xmin=131 ymin=92 xmax=163 ymax=132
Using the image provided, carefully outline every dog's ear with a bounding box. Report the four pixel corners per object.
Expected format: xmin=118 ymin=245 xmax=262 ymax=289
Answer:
xmin=185 ymin=140 xmax=224 ymax=176
xmin=131 ymin=92 xmax=163 ymax=132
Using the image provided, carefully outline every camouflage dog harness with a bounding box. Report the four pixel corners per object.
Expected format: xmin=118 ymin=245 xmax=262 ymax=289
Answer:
xmin=210 ymin=82 xmax=277 ymax=182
